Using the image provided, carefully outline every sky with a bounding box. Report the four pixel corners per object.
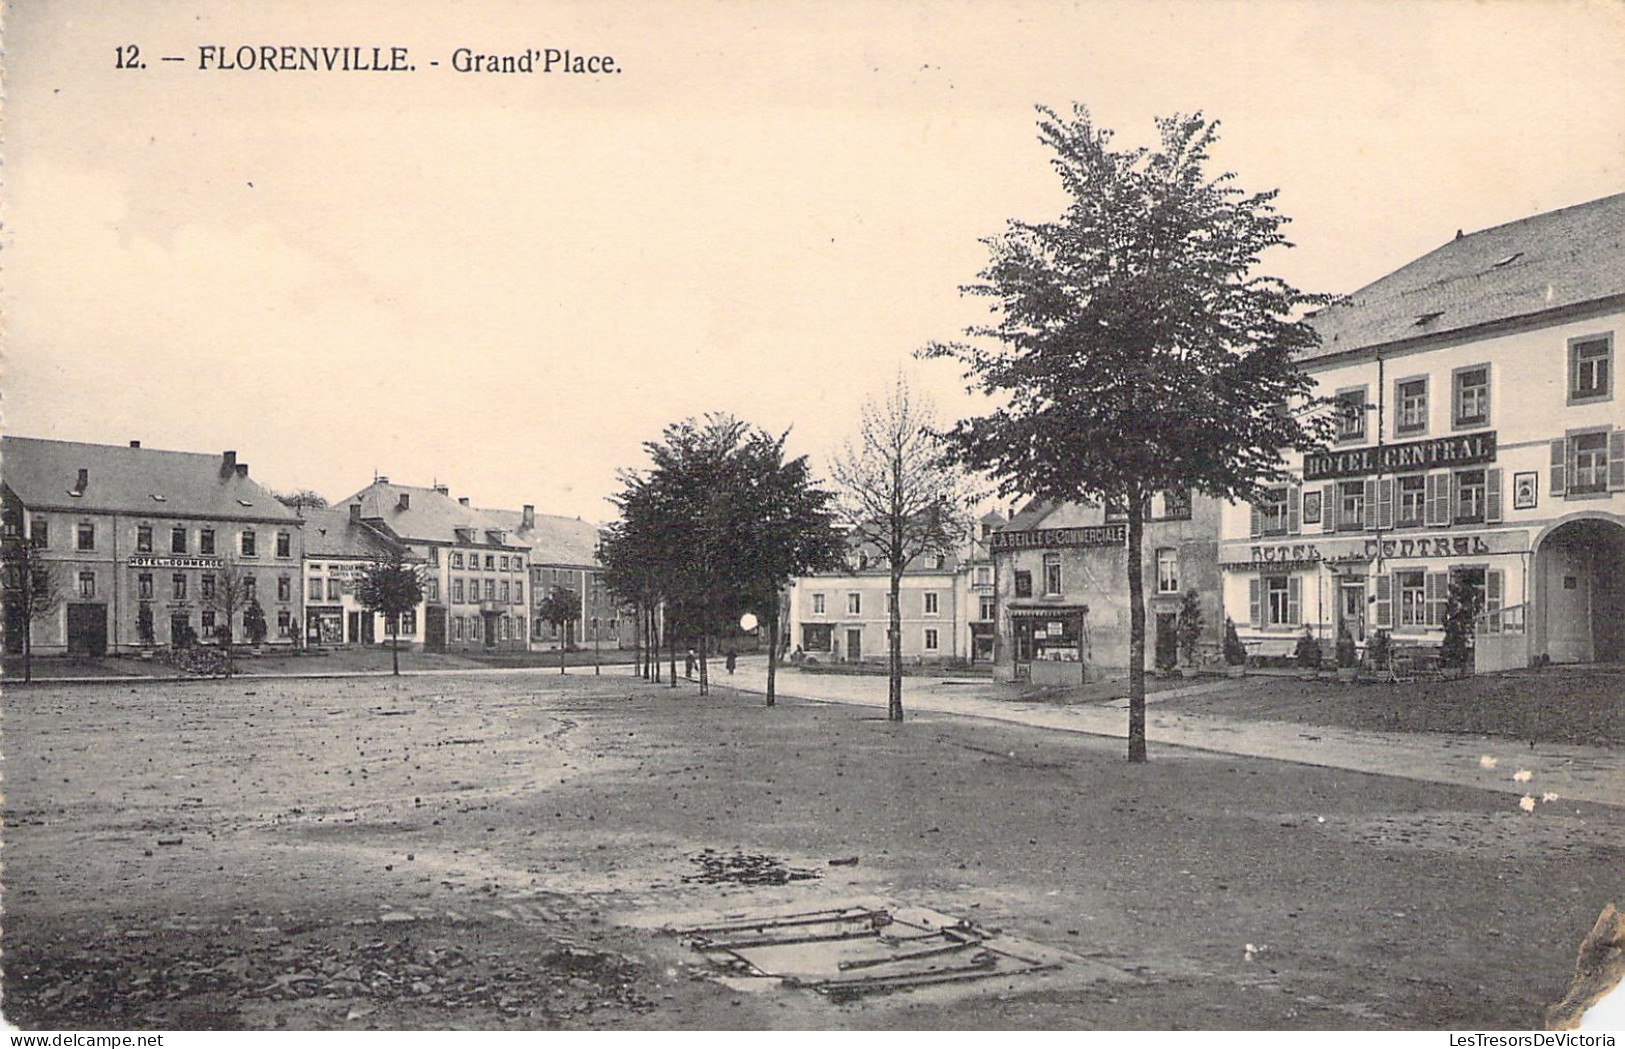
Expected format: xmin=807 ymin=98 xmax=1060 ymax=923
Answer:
xmin=5 ymin=0 xmax=1623 ymax=523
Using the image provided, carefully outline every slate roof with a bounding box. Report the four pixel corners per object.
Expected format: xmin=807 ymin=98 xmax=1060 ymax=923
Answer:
xmin=480 ymin=508 xmax=602 ymax=568
xmin=301 ymin=507 xmax=405 ymax=561
xmin=1305 ymin=192 xmax=1625 ymax=361
xmin=341 ymin=481 xmax=524 ymax=548
xmin=1 ymin=436 xmax=300 ymax=522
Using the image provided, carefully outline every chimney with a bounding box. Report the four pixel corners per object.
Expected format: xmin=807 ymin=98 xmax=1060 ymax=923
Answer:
xmin=375 ymin=475 xmax=389 ymax=485
xmin=75 ymin=468 xmax=88 ymax=491
xmin=433 ymin=484 xmax=449 ymax=496
xmin=349 ymin=503 xmax=362 ymax=523
xmin=398 ymin=492 xmax=411 ymax=511
xmin=458 ymin=497 xmax=470 ymax=507
xmin=222 ymin=450 xmax=237 ymax=476
xmin=522 ymin=504 xmax=535 ymax=530
xmin=129 ymin=440 xmax=141 ymax=448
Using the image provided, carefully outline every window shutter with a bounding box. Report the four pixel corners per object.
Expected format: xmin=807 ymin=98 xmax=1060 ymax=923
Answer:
xmin=1426 ymin=572 xmax=1447 ymax=627
xmin=1250 ymin=503 xmax=1262 ymax=538
xmin=1424 ymin=474 xmax=1441 ymax=526
xmin=1374 ymin=574 xmax=1392 ymax=629
xmin=1550 ymin=437 xmax=1568 ymax=496
xmin=1377 ymin=478 xmax=1395 ymax=530
xmin=1486 ymin=468 xmax=1503 ymax=523
xmin=1486 ymin=569 xmax=1504 ymax=634
xmin=1363 ymin=479 xmax=1378 ymax=529
xmin=1610 ymin=431 xmax=1625 ymax=492
xmin=1323 ymin=483 xmax=1340 ymax=532
xmin=1287 ymin=575 xmax=1302 ymax=626
xmin=1447 ymin=472 xmax=1461 ymax=526
xmin=1287 ymin=486 xmax=1301 ymax=534
xmin=1248 ymin=577 xmax=1262 ymax=629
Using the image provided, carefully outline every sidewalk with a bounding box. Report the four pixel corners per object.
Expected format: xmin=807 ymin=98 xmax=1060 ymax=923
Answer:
xmin=706 ymin=657 xmax=1625 ymax=809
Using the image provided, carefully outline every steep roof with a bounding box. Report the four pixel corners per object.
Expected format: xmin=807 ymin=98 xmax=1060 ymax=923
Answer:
xmin=1305 ymin=192 xmax=1625 ymax=361
xmin=340 ymin=481 xmax=523 ymax=548
xmin=481 ymin=508 xmax=602 ymax=568
xmin=1 ymin=436 xmax=300 ymax=522
xmin=301 ymin=507 xmax=404 ymax=560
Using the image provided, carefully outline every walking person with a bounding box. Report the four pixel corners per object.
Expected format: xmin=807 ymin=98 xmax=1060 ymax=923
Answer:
xmin=685 ymin=647 xmax=696 ymax=680
xmin=725 ymin=648 xmax=737 ymax=675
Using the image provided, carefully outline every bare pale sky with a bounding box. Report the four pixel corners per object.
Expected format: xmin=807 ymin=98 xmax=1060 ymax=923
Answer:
xmin=5 ymin=0 xmax=1623 ymax=521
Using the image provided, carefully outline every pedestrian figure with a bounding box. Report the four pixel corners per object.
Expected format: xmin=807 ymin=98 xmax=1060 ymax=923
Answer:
xmin=685 ymin=648 xmax=696 ymax=679
xmin=726 ymin=649 xmax=737 ymax=675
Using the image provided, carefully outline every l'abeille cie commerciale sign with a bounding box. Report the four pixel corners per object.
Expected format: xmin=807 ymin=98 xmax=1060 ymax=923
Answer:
xmin=990 ymin=524 xmax=1127 ymax=552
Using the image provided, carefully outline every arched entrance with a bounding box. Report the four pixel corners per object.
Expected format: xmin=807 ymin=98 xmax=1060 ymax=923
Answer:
xmin=1533 ymin=514 xmax=1625 ymax=663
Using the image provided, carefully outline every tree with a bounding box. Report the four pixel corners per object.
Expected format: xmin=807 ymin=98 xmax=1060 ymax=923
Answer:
xmin=1441 ymin=578 xmax=1483 ymax=672
xmin=243 ymin=598 xmax=269 ymax=647
xmin=925 ymin=106 xmax=1332 ymax=761
xmin=538 ymin=586 xmax=581 ymax=674
xmin=355 ymin=547 xmax=424 ymax=676
xmin=275 ymin=489 xmax=328 ymax=515
xmin=136 ymin=600 xmax=156 ymax=649
xmin=2 ymin=518 xmax=60 ymax=683
xmin=1176 ymin=587 xmax=1204 ymax=669
xmin=829 ymin=377 xmax=976 ymax=722
xmin=203 ymin=561 xmax=253 ymax=678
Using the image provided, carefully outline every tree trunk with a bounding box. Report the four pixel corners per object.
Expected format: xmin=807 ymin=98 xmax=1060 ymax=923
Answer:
xmin=560 ymin=623 xmax=567 ymax=674
xmin=23 ymin=620 xmax=32 ymax=683
xmin=1126 ymin=495 xmax=1147 ymax=763
xmin=699 ymin=634 xmax=709 ymax=696
xmin=668 ymin=623 xmax=677 ymax=688
xmin=391 ymin=616 xmax=400 ymax=676
xmin=765 ymin=606 xmax=778 ymax=707
xmin=888 ymin=568 xmax=904 ymax=722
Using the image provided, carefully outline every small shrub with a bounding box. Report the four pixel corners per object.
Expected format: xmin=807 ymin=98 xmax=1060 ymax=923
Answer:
xmin=1366 ymin=629 xmax=1391 ymax=671
xmin=1335 ymin=626 xmax=1358 ymax=669
xmin=1222 ymin=617 xmax=1247 ymax=666
xmin=1176 ymin=588 xmax=1204 ymax=666
xmin=1294 ymin=627 xmax=1322 ymax=669
xmin=1441 ymin=580 xmax=1482 ymax=670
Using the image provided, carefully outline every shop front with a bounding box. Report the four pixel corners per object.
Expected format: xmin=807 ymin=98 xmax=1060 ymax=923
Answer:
xmin=1007 ymin=605 xmax=1089 ymax=685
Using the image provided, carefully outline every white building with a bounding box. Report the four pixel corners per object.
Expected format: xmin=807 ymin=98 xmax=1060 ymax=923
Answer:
xmin=1221 ymin=193 xmax=1624 ymax=669
xmin=299 ymin=505 xmax=424 ymax=647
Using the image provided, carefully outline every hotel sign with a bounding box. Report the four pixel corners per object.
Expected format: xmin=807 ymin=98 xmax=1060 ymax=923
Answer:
xmin=1221 ymin=529 xmax=1529 ymax=568
xmin=991 ymin=524 xmax=1126 ymax=552
xmin=127 ymin=555 xmax=222 ymax=569
xmin=1303 ymin=431 xmax=1496 ymax=482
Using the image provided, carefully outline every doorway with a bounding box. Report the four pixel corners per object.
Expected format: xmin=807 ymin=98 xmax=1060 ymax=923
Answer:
xmin=1536 ymin=517 xmax=1625 ymax=663
xmin=1154 ymin=613 xmax=1178 ymax=668
xmin=67 ymin=603 xmax=107 ymax=656
xmin=1338 ymin=578 xmax=1367 ymax=643
xmin=845 ymin=628 xmax=862 ymax=662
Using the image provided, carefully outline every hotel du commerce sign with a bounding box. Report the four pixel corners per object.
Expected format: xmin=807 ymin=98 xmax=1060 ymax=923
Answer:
xmin=1221 ymin=529 xmax=1529 ymax=569
xmin=1302 ymin=431 xmax=1497 ymax=482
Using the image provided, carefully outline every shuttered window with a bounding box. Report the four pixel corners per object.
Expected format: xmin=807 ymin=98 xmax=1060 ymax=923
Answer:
xmin=1550 ymin=438 xmax=1568 ymax=496
xmin=1374 ymin=574 xmax=1392 ymax=628
xmin=1377 ymin=477 xmax=1395 ymax=529
xmin=1485 ymin=468 xmax=1503 ymax=523
xmin=1424 ymin=473 xmax=1449 ymax=527
xmin=1425 ymin=572 xmax=1448 ymax=627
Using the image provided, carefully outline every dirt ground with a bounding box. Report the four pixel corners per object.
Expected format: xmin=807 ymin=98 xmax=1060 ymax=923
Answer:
xmin=3 ymin=673 xmax=1620 ymax=1030
xmin=1150 ymin=664 xmax=1625 ymax=747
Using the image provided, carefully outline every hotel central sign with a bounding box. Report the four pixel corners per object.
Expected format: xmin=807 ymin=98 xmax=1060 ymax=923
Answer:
xmin=991 ymin=524 xmax=1126 ymax=552
xmin=1303 ymin=431 xmax=1496 ymax=482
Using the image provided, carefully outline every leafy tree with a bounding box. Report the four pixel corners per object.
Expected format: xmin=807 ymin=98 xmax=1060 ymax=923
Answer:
xmin=243 ymin=598 xmax=269 ymax=646
xmin=203 ymin=561 xmax=253 ymax=677
xmin=829 ymin=377 xmax=976 ymax=722
xmin=925 ymin=106 xmax=1332 ymax=761
xmin=538 ymin=586 xmax=581 ymax=674
xmin=275 ymin=489 xmax=328 ymax=514
xmin=355 ymin=547 xmax=424 ymax=676
xmin=1222 ymin=617 xmax=1247 ymax=667
xmin=1441 ymin=579 xmax=1483 ymax=671
xmin=2 ymin=515 xmax=60 ymax=683
xmin=1294 ymin=627 xmax=1321 ymax=669
xmin=1176 ymin=588 xmax=1204 ymax=668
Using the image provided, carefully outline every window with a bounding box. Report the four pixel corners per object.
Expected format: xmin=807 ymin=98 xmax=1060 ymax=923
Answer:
xmin=924 ymin=592 xmax=940 ymax=615
xmin=1265 ymin=575 xmax=1293 ymax=627
xmin=454 ymin=617 xmax=465 ymax=642
xmin=484 ymin=579 xmax=495 ymax=601
xmin=400 ymin=610 xmax=416 ymax=635
xmin=241 ymin=530 xmax=257 ymax=557
xmin=1397 ymin=475 xmax=1426 ymax=527
xmin=974 ymin=565 xmax=992 ymax=586
xmin=78 ymin=571 xmax=95 ymax=599
xmin=452 ymin=552 xmax=464 ymax=569
xmin=428 ymin=579 xmax=440 ymax=602
xmin=472 ymin=615 xmax=482 ymax=641
xmin=1043 ymin=552 xmax=1062 ymax=595
xmin=31 ymin=518 xmax=48 ymax=547
xmin=1256 ymin=488 xmax=1289 ymax=536
xmin=1396 ymin=377 xmax=1428 ymax=435
xmin=244 ymin=576 xmax=257 ymax=601
xmin=1573 ymin=432 xmax=1609 ymax=493
xmin=328 ymin=579 xmax=342 ymax=601
xmin=1156 ymin=548 xmax=1179 ymax=593
xmin=309 ymin=577 xmax=323 ymax=601
xmin=1455 ymin=469 xmax=1487 ymax=523
xmin=77 ymin=522 xmax=95 ymax=551
xmin=1453 ymin=365 xmax=1490 ymax=428
xmin=501 ymin=580 xmax=511 ymax=602
xmin=608 ymin=618 xmax=617 ymax=638
xmin=199 ymin=529 xmax=215 ymax=555
xmin=277 ymin=577 xmax=291 ymax=602
xmin=1160 ymin=488 xmax=1192 ymax=520
xmin=500 ymin=556 xmax=509 ymax=571
xmin=1014 ymin=571 xmax=1033 ymax=598
xmin=979 ymin=596 xmax=996 ymax=621
xmin=276 ymin=532 xmax=291 ymax=558
xmin=136 ymin=525 xmax=154 ymax=552
xmin=201 ymin=610 xmax=216 ymax=634
xmin=138 ymin=573 xmax=154 ymax=600
xmin=1570 ymin=335 xmax=1613 ymax=403
xmin=172 ymin=525 xmax=188 ymax=553
xmin=173 ymin=574 xmax=187 ymax=600
xmin=512 ymin=580 xmax=521 ymax=604
xmin=453 ymin=579 xmax=465 ymax=603
xmin=277 ymin=610 xmax=291 ymax=635
xmin=1339 ymin=481 xmax=1366 ymax=532
xmin=201 ymin=574 xmax=215 ymax=600
xmin=924 ymin=628 xmax=939 ymax=651
xmin=812 ymin=593 xmax=826 ymax=615
xmin=1336 ymin=387 xmax=1368 ymax=441
xmin=485 ymin=555 xmax=495 ymax=570
xmin=934 ymin=554 xmax=947 ymax=570
xmin=1398 ymin=570 xmax=1427 ymax=627
xmin=847 ymin=592 xmax=861 ymax=615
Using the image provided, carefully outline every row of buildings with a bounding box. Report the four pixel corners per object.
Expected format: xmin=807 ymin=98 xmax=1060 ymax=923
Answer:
xmin=789 ymin=193 xmax=1624 ymax=681
xmin=1 ymin=443 xmax=629 ymax=657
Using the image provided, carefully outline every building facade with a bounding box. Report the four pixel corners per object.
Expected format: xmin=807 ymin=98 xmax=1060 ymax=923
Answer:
xmin=300 ymin=505 xmax=424 ymax=647
xmin=2 ymin=438 xmax=304 ymax=655
xmin=1221 ymin=193 xmax=1624 ymax=669
xmin=990 ymin=492 xmax=1222 ymax=684
xmin=480 ymin=505 xmax=634 ymax=652
xmin=341 ymin=481 xmax=531 ymax=652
